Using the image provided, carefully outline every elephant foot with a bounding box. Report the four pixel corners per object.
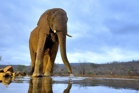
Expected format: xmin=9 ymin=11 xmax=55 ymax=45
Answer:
xmin=69 ymin=74 xmax=74 ymax=78
xmin=44 ymin=72 xmax=51 ymax=77
xmin=32 ymin=72 xmax=43 ymax=77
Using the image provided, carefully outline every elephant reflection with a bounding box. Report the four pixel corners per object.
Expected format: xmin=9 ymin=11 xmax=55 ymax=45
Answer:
xmin=28 ymin=77 xmax=72 ymax=93
xmin=63 ymin=82 xmax=72 ymax=93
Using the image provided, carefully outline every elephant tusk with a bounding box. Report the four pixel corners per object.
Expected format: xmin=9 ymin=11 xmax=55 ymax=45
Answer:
xmin=66 ymin=33 xmax=72 ymax=37
xmin=54 ymin=30 xmax=56 ymax=33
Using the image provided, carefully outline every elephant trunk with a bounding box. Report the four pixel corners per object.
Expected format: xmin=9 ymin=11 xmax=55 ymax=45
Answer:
xmin=57 ymin=32 xmax=72 ymax=74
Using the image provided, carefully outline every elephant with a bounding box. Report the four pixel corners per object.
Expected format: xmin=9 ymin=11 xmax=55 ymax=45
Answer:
xmin=29 ymin=8 xmax=73 ymax=77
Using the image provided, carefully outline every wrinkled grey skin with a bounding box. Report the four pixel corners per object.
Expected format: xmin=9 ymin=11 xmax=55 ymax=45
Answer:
xmin=29 ymin=8 xmax=73 ymax=77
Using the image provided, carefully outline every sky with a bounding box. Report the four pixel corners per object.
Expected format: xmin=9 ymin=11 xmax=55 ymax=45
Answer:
xmin=0 ymin=0 xmax=139 ymax=65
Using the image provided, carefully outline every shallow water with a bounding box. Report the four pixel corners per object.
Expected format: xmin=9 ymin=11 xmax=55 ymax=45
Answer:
xmin=0 ymin=76 xmax=139 ymax=93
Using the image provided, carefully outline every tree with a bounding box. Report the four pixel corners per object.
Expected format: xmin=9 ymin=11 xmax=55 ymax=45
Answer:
xmin=53 ymin=63 xmax=59 ymax=74
xmin=91 ymin=63 xmax=98 ymax=75
xmin=17 ymin=65 xmax=26 ymax=72
xmin=78 ymin=61 xmax=88 ymax=75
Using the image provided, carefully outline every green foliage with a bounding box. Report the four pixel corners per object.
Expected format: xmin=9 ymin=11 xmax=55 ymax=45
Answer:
xmin=127 ymin=68 xmax=131 ymax=73
xmin=91 ymin=63 xmax=98 ymax=68
xmin=17 ymin=65 xmax=26 ymax=71
xmin=87 ymin=72 xmax=92 ymax=75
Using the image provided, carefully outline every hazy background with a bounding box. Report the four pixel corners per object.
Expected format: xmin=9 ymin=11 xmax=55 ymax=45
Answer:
xmin=0 ymin=0 xmax=139 ymax=65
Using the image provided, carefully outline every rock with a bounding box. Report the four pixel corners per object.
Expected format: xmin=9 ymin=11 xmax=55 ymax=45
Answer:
xmin=12 ymin=72 xmax=16 ymax=77
xmin=0 ymin=66 xmax=16 ymax=87
xmin=15 ymin=71 xmax=26 ymax=76
xmin=15 ymin=71 xmax=21 ymax=76
xmin=0 ymin=66 xmax=14 ymax=77
xmin=6 ymin=71 xmax=12 ymax=76
xmin=3 ymin=66 xmax=13 ymax=73
xmin=0 ymin=76 xmax=12 ymax=87
xmin=0 ymin=69 xmax=4 ymax=73
xmin=0 ymin=73 xmax=5 ymax=77
xmin=20 ymin=71 xmax=26 ymax=76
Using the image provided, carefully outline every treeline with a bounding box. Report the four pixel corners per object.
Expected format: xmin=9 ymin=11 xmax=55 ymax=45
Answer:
xmin=53 ymin=60 xmax=139 ymax=76
xmin=0 ymin=60 xmax=139 ymax=76
xmin=0 ymin=65 xmax=30 ymax=74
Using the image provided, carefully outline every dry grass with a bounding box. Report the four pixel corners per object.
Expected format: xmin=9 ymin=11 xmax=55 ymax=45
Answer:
xmin=87 ymin=75 xmax=139 ymax=79
xmin=53 ymin=73 xmax=139 ymax=79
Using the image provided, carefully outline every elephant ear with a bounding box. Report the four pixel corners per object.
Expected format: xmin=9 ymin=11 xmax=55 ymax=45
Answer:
xmin=37 ymin=11 xmax=50 ymax=34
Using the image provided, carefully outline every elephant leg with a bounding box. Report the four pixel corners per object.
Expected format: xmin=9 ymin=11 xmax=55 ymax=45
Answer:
xmin=42 ymin=77 xmax=52 ymax=93
xmin=29 ymin=41 xmax=36 ymax=75
xmin=33 ymin=32 xmax=47 ymax=77
xmin=32 ymin=78 xmax=42 ymax=93
xmin=63 ymin=81 xmax=72 ymax=93
xmin=44 ymin=42 xmax=58 ymax=76
xmin=43 ymin=48 xmax=50 ymax=75
xmin=28 ymin=79 xmax=33 ymax=93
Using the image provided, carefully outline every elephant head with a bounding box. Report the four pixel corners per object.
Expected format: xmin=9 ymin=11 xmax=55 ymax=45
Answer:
xmin=48 ymin=9 xmax=72 ymax=74
xmin=30 ymin=8 xmax=73 ymax=77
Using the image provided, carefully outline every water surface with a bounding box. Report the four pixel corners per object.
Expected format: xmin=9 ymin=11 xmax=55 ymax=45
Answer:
xmin=0 ymin=76 xmax=139 ymax=93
